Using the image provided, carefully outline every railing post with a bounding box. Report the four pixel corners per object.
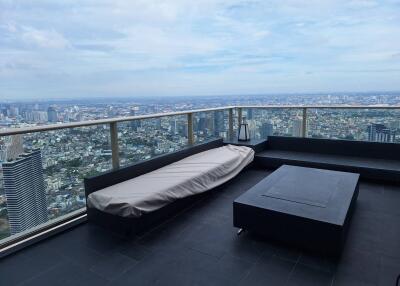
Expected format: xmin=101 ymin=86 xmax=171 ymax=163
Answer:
xmin=302 ymin=107 xmax=307 ymax=138
xmin=187 ymin=113 xmax=194 ymax=145
xmin=228 ymin=108 xmax=234 ymax=139
xmin=110 ymin=122 xmax=120 ymax=169
xmin=237 ymin=107 xmax=242 ymax=127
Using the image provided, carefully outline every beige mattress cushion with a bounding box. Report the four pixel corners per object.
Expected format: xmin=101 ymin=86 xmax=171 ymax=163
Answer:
xmin=87 ymin=144 xmax=254 ymax=217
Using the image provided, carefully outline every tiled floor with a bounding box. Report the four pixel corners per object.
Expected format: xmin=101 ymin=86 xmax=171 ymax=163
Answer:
xmin=1 ymin=168 xmax=400 ymax=286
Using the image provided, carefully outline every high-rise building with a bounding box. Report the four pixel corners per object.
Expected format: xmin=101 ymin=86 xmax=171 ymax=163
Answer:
xmin=197 ymin=114 xmax=207 ymax=132
xmin=292 ymin=118 xmax=303 ymax=137
xmin=389 ymin=121 xmax=400 ymax=131
xmin=367 ymin=123 xmax=395 ymax=143
xmin=3 ymin=149 xmax=48 ymax=235
xmin=1 ymin=135 xmax=24 ymax=162
xmin=47 ymin=106 xmax=58 ymax=123
xmin=170 ymin=119 xmax=178 ymax=135
xmin=214 ymin=111 xmax=225 ymax=137
xmin=25 ymin=111 xmax=48 ymax=123
xmin=129 ymin=107 xmax=141 ymax=131
xmin=247 ymin=109 xmax=253 ymax=120
xmin=9 ymin=106 xmax=19 ymax=117
xmin=260 ymin=122 xmax=274 ymax=139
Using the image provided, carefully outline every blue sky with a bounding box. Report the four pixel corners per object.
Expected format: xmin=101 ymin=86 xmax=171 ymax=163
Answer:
xmin=1 ymin=0 xmax=400 ymax=99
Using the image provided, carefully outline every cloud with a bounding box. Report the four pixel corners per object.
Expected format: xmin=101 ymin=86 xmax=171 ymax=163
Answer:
xmin=0 ymin=0 xmax=399 ymax=99
xmin=20 ymin=26 xmax=70 ymax=49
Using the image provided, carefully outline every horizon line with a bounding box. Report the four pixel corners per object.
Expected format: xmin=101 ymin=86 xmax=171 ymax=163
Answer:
xmin=1 ymin=90 xmax=400 ymax=103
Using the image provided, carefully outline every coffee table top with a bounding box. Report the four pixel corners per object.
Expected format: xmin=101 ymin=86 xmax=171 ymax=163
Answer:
xmin=235 ymin=165 xmax=359 ymax=226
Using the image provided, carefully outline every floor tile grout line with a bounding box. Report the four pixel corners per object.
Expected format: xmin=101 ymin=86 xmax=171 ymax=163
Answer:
xmin=284 ymin=252 xmax=302 ymax=285
xmin=233 ymin=241 xmax=274 ymax=284
xmin=17 ymin=259 xmax=66 ymax=286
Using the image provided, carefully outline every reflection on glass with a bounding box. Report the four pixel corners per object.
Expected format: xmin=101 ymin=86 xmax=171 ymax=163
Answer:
xmin=118 ymin=115 xmax=189 ymax=167
xmin=307 ymin=109 xmax=400 ymax=142
xmin=194 ymin=111 xmax=228 ymax=143
xmin=0 ymin=124 xmax=111 ymax=241
xmin=244 ymin=108 xmax=303 ymax=139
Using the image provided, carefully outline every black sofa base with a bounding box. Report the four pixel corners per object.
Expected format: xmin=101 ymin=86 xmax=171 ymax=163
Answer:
xmin=256 ymin=136 xmax=400 ymax=184
xmin=87 ymin=191 xmax=209 ymax=236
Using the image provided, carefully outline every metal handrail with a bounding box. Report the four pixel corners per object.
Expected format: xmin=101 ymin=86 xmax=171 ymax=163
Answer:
xmin=2 ymin=104 xmax=400 ymax=169
xmin=0 ymin=106 xmax=235 ymax=136
xmin=1 ymin=105 xmax=399 ymax=136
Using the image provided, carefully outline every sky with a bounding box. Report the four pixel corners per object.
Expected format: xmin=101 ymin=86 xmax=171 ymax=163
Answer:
xmin=1 ymin=0 xmax=400 ymax=99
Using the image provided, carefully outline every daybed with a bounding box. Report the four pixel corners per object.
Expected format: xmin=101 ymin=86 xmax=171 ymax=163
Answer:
xmin=84 ymin=139 xmax=254 ymax=235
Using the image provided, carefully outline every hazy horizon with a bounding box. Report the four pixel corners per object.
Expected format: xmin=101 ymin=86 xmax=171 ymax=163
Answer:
xmin=1 ymin=1 xmax=400 ymax=99
xmin=0 ymin=90 xmax=399 ymax=103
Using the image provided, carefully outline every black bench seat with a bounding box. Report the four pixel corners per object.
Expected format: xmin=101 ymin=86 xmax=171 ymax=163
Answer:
xmin=255 ymin=136 xmax=400 ymax=183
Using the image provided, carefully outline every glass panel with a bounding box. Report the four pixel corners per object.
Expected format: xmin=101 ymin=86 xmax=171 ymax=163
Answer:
xmin=0 ymin=124 xmax=111 ymax=242
xmin=118 ymin=115 xmax=189 ymax=167
xmin=307 ymin=108 xmax=400 ymax=142
xmin=193 ymin=111 xmax=228 ymax=143
xmin=244 ymin=108 xmax=304 ymax=139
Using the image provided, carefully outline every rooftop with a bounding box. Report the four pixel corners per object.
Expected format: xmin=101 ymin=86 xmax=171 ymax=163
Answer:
xmin=1 ymin=167 xmax=399 ymax=286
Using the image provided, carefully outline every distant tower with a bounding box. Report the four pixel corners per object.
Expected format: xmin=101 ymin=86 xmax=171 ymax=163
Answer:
xmin=247 ymin=109 xmax=253 ymax=120
xmin=3 ymin=149 xmax=48 ymax=235
xmin=260 ymin=122 xmax=274 ymax=139
xmin=129 ymin=107 xmax=141 ymax=131
xmin=4 ymin=135 xmax=24 ymax=161
xmin=214 ymin=111 xmax=225 ymax=137
xmin=198 ymin=114 xmax=207 ymax=132
xmin=367 ymin=123 xmax=394 ymax=142
xmin=47 ymin=107 xmax=58 ymax=123
xmin=169 ymin=118 xmax=178 ymax=135
xmin=292 ymin=118 xmax=303 ymax=137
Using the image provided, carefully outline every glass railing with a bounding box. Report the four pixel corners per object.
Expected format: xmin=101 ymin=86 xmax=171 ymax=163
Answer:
xmin=0 ymin=105 xmax=399 ymax=250
xmin=118 ymin=114 xmax=189 ymax=167
xmin=306 ymin=108 xmax=400 ymax=142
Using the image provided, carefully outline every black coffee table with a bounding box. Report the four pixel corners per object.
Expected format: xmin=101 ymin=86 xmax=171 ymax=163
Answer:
xmin=233 ymin=165 xmax=359 ymax=255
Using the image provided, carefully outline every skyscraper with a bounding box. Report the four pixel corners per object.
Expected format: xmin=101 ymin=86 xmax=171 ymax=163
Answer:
xmin=3 ymin=149 xmax=48 ymax=235
xmin=214 ymin=111 xmax=225 ymax=137
xmin=197 ymin=114 xmax=207 ymax=132
xmin=247 ymin=109 xmax=253 ymax=120
xmin=129 ymin=106 xmax=141 ymax=131
xmin=47 ymin=107 xmax=58 ymax=123
xmin=292 ymin=118 xmax=303 ymax=137
xmin=2 ymin=135 xmax=24 ymax=162
xmin=260 ymin=122 xmax=274 ymax=139
xmin=367 ymin=123 xmax=395 ymax=142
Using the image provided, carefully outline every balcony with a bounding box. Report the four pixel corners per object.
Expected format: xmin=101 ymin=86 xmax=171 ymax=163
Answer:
xmin=1 ymin=106 xmax=400 ymax=285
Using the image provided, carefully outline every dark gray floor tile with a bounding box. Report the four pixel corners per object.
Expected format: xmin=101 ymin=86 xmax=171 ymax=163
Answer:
xmin=336 ymin=248 xmax=380 ymax=285
xmin=272 ymin=243 xmax=302 ymax=262
xmin=154 ymin=267 xmax=233 ymax=286
xmin=287 ymin=264 xmax=334 ymax=286
xmin=379 ymin=255 xmax=400 ymax=286
xmin=333 ymin=273 xmax=376 ymax=286
xmin=90 ymin=252 xmax=138 ymax=281
xmin=213 ymin=254 xmax=255 ymax=283
xmin=239 ymin=256 xmax=295 ymax=286
xmin=112 ymin=248 xmax=220 ymax=286
xmin=0 ymin=246 xmax=67 ymax=285
xmin=298 ymin=252 xmax=338 ymax=274
xmin=118 ymin=241 xmax=151 ymax=261
xmin=225 ymin=234 xmax=274 ymax=263
xmin=344 ymin=210 xmax=383 ymax=254
xmin=180 ymin=220 xmax=236 ymax=258
xmin=21 ymin=260 xmax=107 ymax=286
